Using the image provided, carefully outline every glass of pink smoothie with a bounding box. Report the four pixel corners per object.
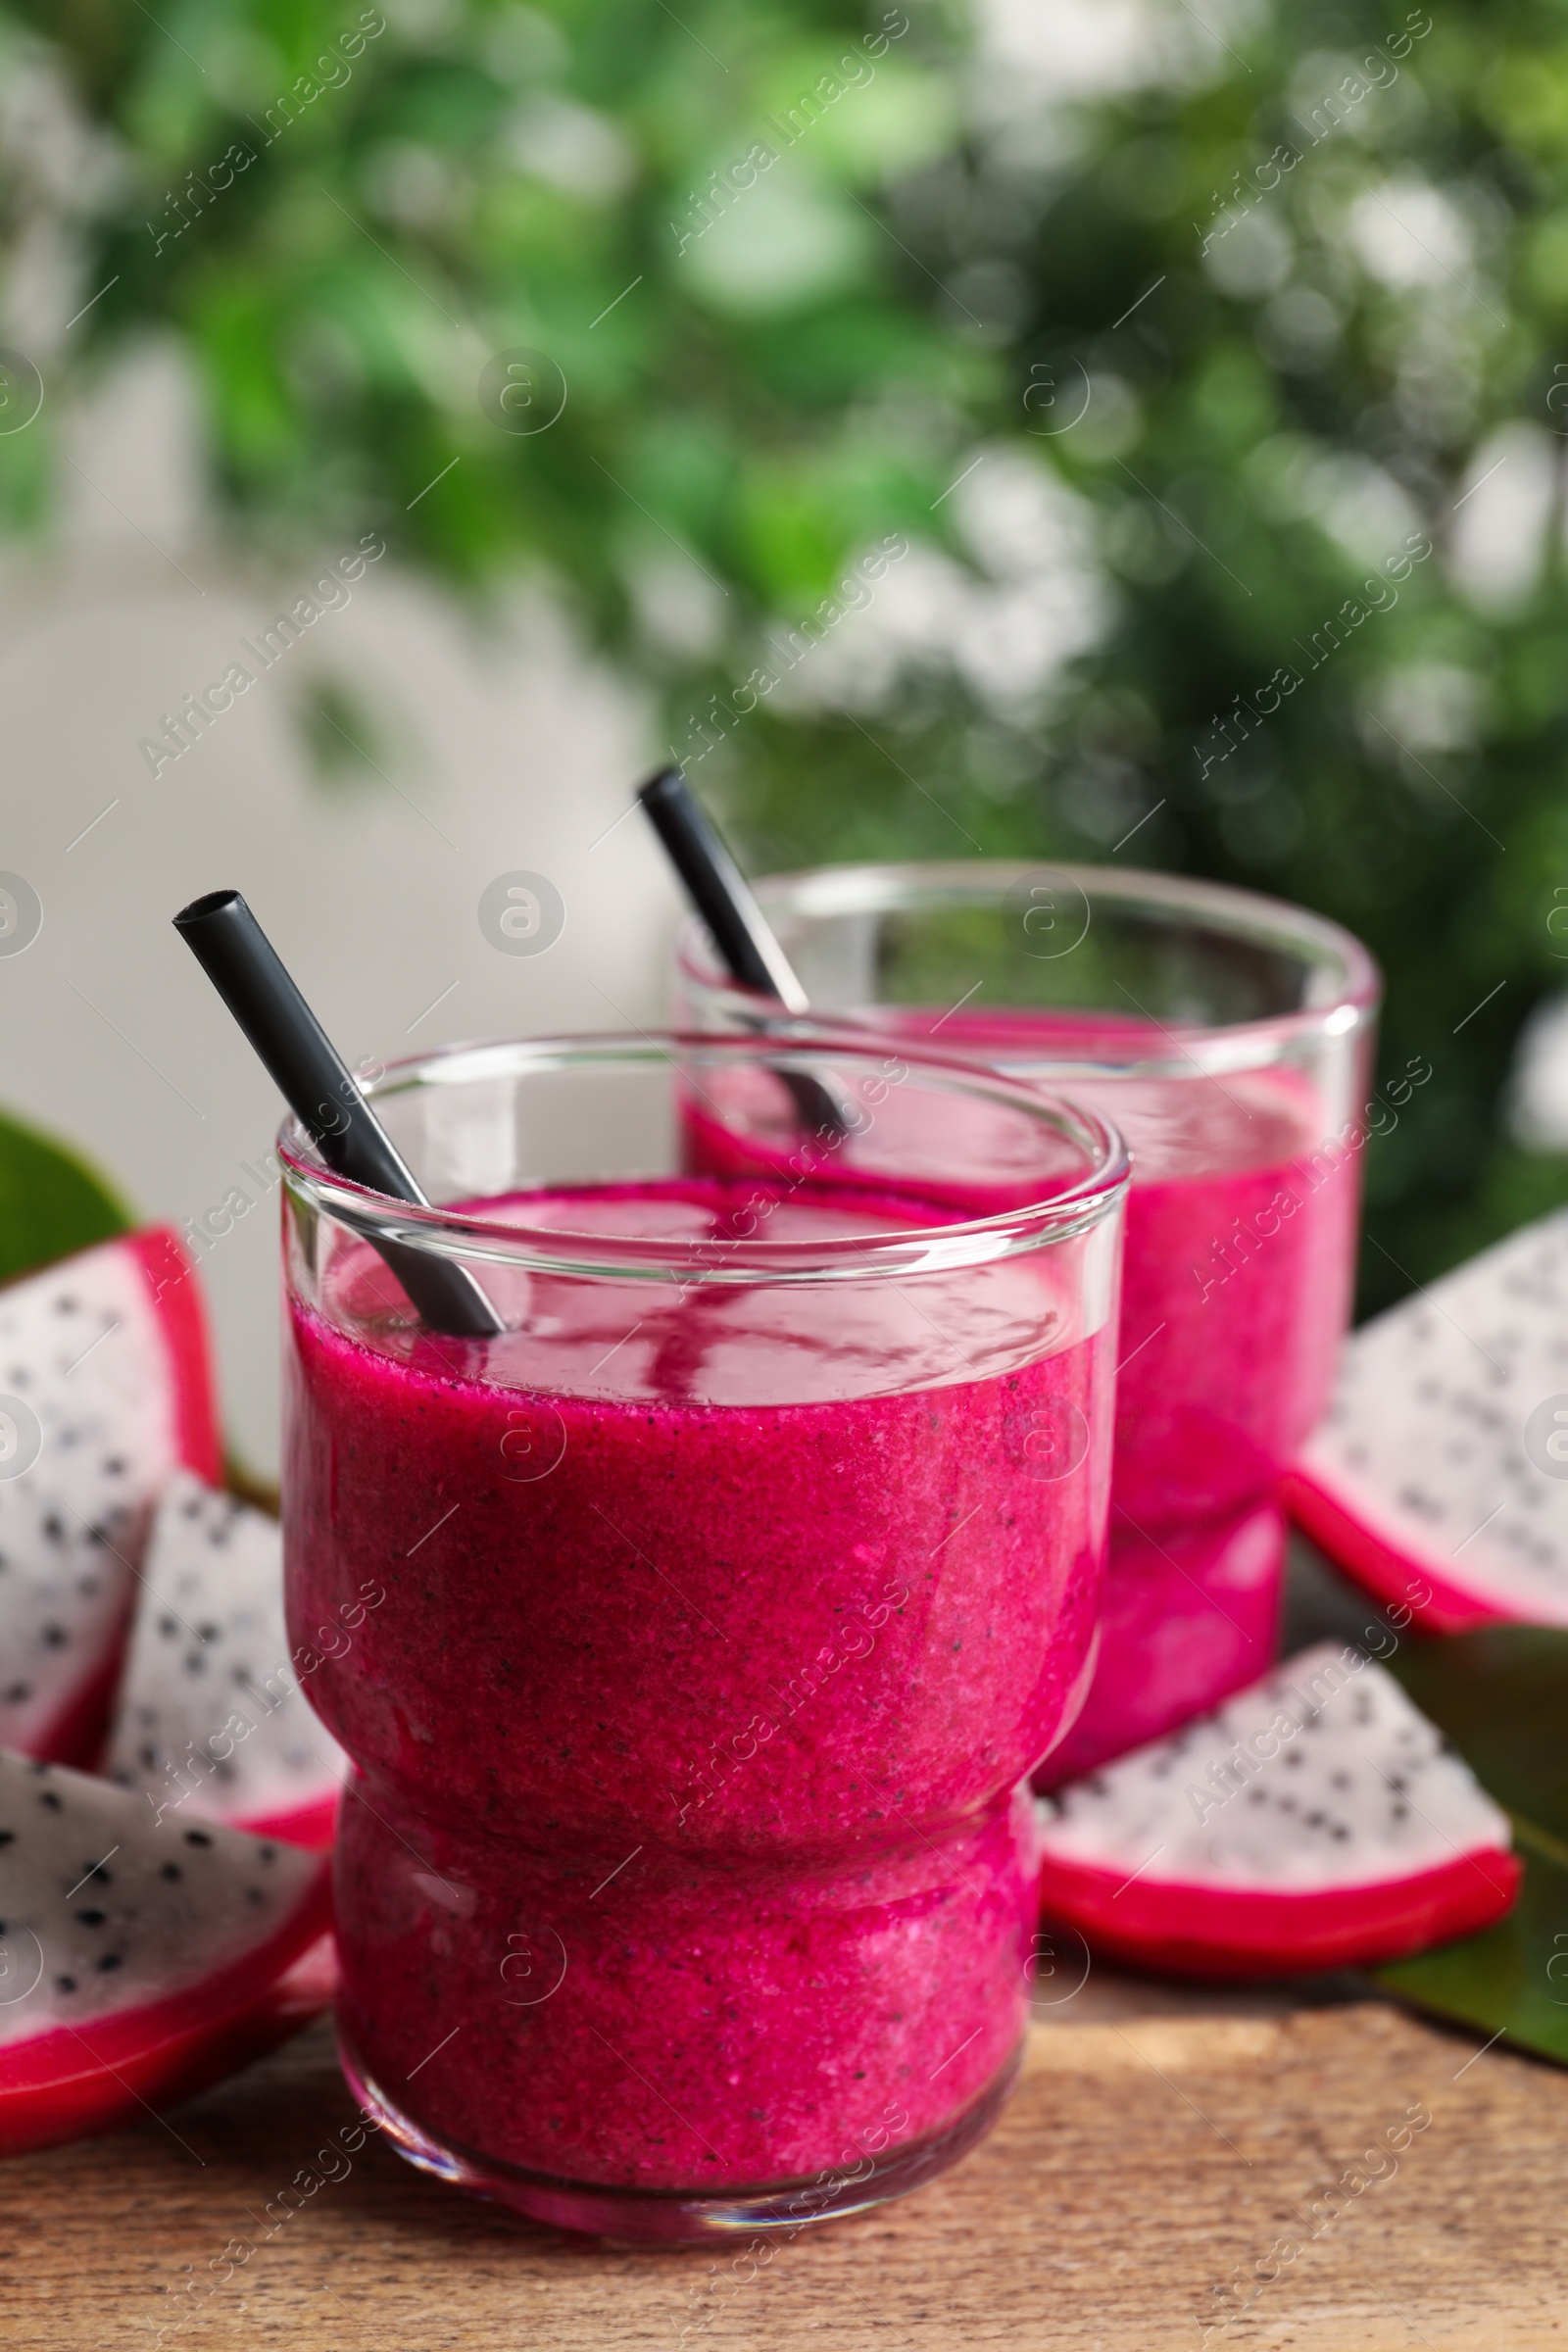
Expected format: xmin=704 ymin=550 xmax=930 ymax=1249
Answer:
xmin=277 ymin=1030 xmax=1127 ymax=2239
xmin=675 ymin=865 xmax=1380 ymax=1782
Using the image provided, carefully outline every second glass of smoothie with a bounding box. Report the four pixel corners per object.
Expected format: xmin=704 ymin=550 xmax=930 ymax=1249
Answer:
xmin=676 ymin=863 xmax=1380 ymax=1780
xmin=279 ymin=1030 xmax=1126 ymax=2238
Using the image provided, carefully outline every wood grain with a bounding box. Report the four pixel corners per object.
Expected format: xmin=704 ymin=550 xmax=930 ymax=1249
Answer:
xmin=7 ymin=1982 xmax=1566 ymax=2350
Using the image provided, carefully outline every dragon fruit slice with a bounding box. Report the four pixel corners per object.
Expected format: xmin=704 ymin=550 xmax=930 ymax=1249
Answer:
xmin=0 ymin=1748 xmax=332 ymax=2156
xmin=0 ymin=1230 xmax=221 ymax=1766
xmin=1035 ymin=1642 xmax=1520 ymax=1979
xmin=104 ymin=1476 xmax=347 ymax=1849
xmin=1287 ymin=1207 xmax=1568 ymax=1631
xmin=1038 ymin=1501 xmax=1286 ymax=1788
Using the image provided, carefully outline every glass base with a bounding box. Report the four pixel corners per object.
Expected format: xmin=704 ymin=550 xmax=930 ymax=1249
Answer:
xmin=339 ymin=2030 xmax=1022 ymax=2244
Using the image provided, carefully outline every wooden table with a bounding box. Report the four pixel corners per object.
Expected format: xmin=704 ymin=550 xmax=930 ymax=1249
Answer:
xmin=11 ymin=1966 xmax=1567 ymax=2350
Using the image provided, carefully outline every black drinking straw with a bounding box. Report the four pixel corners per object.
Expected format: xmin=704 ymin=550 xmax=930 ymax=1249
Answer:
xmin=637 ymin=767 xmax=846 ymax=1137
xmin=639 ymin=767 xmax=811 ymax=1012
xmin=172 ymin=890 xmax=504 ymax=1339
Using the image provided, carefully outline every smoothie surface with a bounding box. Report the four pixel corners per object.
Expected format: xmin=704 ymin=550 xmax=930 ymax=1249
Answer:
xmin=313 ymin=1174 xmax=1105 ymax=1406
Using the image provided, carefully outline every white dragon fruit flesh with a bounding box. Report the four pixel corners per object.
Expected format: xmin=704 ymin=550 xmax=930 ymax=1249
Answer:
xmin=0 ymin=1747 xmax=331 ymax=2155
xmin=0 ymin=1231 xmax=221 ymax=1765
xmin=1288 ymin=1205 xmax=1568 ymax=1630
xmin=105 ymin=1475 xmax=347 ymax=1848
xmin=1035 ymin=1642 xmax=1519 ymax=1979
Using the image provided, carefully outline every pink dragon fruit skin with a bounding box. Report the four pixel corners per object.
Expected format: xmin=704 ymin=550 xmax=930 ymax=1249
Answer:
xmin=1036 ymin=1642 xmax=1520 ymax=1979
xmin=1037 ymin=1500 xmax=1286 ymax=1789
xmin=0 ymin=1748 xmax=332 ymax=2157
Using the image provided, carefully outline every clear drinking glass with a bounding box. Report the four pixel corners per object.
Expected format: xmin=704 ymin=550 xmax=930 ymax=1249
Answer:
xmin=675 ymin=863 xmax=1381 ymax=1781
xmin=278 ymin=1029 xmax=1127 ymax=2240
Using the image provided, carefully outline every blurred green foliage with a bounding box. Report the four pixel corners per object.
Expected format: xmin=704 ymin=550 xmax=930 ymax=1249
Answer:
xmin=0 ymin=0 xmax=972 ymax=607
xmin=4 ymin=0 xmax=1568 ymax=1307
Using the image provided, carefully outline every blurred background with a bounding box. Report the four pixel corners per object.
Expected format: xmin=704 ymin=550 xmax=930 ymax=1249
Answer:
xmin=0 ymin=0 xmax=1565 ymax=1467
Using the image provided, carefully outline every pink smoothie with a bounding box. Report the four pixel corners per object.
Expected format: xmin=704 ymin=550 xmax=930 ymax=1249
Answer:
xmin=284 ymin=1176 xmax=1113 ymax=2192
xmin=1036 ymin=1498 xmax=1287 ymax=1786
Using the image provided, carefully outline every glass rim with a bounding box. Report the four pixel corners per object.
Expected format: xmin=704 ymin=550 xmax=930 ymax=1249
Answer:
xmin=676 ymin=859 xmax=1382 ymax=1077
xmin=276 ymin=1029 xmax=1130 ymax=1286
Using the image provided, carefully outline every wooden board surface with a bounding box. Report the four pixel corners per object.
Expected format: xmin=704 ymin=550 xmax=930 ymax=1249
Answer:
xmin=9 ymin=1975 xmax=1567 ymax=2350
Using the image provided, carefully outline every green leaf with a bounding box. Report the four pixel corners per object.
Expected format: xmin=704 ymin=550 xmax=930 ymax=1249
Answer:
xmin=1375 ymin=1631 xmax=1568 ymax=2067
xmin=0 ymin=1105 xmax=131 ymax=1287
xmin=1385 ymin=1629 xmax=1568 ymax=1847
xmin=1376 ymin=1822 xmax=1568 ymax=2067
